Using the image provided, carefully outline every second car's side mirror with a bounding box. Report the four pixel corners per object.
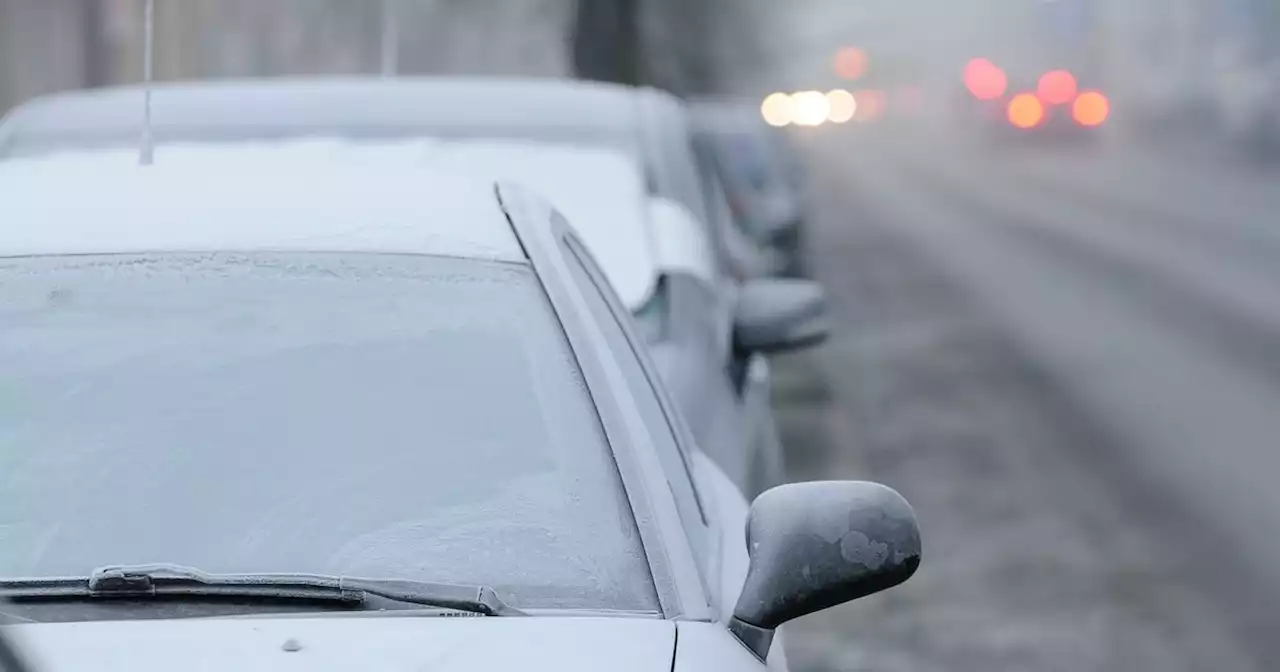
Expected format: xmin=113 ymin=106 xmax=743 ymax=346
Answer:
xmin=733 ymin=278 xmax=828 ymax=355
xmin=729 ymin=481 xmax=922 ymax=661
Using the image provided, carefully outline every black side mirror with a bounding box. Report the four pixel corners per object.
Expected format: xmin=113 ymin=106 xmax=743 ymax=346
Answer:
xmin=733 ymin=278 xmax=828 ymax=355
xmin=729 ymin=481 xmax=921 ymax=660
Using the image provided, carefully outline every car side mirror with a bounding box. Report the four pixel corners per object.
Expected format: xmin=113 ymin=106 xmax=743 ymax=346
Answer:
xmin=729 ymin=481 xmax=921 ymax=661
xmin=733 ymin=278 xmax=828 ymax=355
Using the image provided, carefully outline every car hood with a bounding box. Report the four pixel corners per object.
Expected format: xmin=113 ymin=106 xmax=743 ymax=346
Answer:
xmin=5 ymin=615 xmax=675 ymax=672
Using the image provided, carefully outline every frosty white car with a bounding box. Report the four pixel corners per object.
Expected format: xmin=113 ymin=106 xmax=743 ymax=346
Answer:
xmin=0 ymin=155 xmax=920 ymax=671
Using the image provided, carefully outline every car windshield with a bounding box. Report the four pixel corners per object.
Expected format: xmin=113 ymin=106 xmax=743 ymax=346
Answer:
xmin=0 ymin=252 xmax=658 ymax=613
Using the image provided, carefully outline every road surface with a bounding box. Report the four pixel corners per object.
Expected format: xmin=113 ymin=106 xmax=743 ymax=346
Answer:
xmin=769 ymin=124 xmax=1280 ymax=671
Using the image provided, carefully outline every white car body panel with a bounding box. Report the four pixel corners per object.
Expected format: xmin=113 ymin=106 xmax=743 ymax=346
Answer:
xmin=3 ymin=138 xmax=661 ymax=309
xmin=646 ymin=195 xmax=736 ymax=360
xmin=7 ymin=616 xmax=675 ymax=672
xmin=0 ymin=149 xmax=522 ymax=262
xmin=647 ymin=196 xmax=717 ymax=288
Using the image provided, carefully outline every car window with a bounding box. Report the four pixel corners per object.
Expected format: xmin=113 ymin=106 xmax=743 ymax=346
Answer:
xmin=0 ymin=252 xmax=659 ymax=614
xmin=560 ymin=236 xmax=709 ymax=540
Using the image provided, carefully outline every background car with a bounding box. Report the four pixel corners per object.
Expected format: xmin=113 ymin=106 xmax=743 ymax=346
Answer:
xmin=0 ymin=152 xmax=920 ymax=671
xmin=0 ymin=76 xmax=773 ymax=280
xmin=689 ymin=98 xmax=810 ymax=278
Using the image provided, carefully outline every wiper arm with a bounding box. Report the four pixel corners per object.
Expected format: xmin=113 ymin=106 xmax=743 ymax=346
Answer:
xmin=0 ymin=563 xmax=525 ymax=616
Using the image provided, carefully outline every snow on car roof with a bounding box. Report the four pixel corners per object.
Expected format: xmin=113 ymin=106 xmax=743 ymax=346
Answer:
xmin=0 ymin=146 xmax=525 ymax=262
xmin=8 ymin=137 xmax=660 ymax=309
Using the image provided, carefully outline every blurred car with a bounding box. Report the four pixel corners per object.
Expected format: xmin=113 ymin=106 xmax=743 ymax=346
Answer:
xmin=0 ymin=76 xmax=774 ymax=280
xmin=689 ymin=99 xmax=810 ymax=278
xmin=0 ymin=152 xmax=921 ymax=671
xmin=957 ymin=59 xmax=1110 ymax=143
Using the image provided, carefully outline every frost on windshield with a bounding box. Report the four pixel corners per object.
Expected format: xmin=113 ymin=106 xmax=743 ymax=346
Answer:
xmin=0 ymin=252 xmax=658 ymax=612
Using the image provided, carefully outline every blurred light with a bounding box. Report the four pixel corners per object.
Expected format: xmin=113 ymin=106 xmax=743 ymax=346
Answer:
xmin=826 ymin=89 xmax=857 ymax=122
xmin=1007 ymin=93 xmax=1044 ymax=128
xmin=791 ymin=90 xmax=831 ymax=126
xmin=1072 ymin=90 xmax=1109 ymax=126
xmin=964 ymin=57 xmax=1007 ymax=101
xmin=761 ymin=92 xmax=793 ymax=127
xmin=834 ymin=47 xmax=868 ymax=80
xmin=854 ymin=89 xmax=886 ymax=122
xmin=1037 ymin=70 xmax=1078 ymax=105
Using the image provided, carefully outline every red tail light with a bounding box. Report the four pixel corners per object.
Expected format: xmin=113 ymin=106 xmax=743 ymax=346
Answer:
xmin=1072 ymin=91 xmax=1109 ymax=126
xmin=964 ymin=58 xmax=1007 ymax=101
xmin=1037 ymin=70 xmax=1078 ymax=105
xmin=1007 ymin=93 xmax=1044 ymax=128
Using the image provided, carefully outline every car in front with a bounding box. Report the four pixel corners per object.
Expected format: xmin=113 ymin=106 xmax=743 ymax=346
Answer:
xmin=0 ymin=76 xmax=776 ymax=281
xmin=0 ymin=151 xmax=921 ymax=671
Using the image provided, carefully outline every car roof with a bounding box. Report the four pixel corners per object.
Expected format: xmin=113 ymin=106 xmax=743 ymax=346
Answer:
xmin=0 ymin=77 xmax=650 ymax=156
xmin=0 ymin=77 xmax=714 ymax=239
xmin=3 ymin=137 xmax=660 ymax=307
xmin=0 ymin=147 xmax=525 ymax=261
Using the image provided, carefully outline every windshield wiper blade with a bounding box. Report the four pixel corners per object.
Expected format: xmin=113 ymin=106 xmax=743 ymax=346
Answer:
xmin=0 ymin=563 xmax=525 ymax=616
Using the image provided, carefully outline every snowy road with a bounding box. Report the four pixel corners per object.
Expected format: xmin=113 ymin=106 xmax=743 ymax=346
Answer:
xmin=768 ymin=126 xmax=1280 ymax=671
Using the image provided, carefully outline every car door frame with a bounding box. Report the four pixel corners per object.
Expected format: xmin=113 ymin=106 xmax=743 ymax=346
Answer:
xmin=496 ymin=181 xmax=715 ymax=622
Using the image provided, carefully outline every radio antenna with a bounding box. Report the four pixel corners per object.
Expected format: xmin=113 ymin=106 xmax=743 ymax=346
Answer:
xmin=380 ymin=0 xmax=399 ymax=77
xmin=139 ymin=0 xmax=156 ymax=165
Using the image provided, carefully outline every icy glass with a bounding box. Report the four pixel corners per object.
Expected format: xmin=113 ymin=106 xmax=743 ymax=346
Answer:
xmin=0 ymin=252 xmax=658 ymax=612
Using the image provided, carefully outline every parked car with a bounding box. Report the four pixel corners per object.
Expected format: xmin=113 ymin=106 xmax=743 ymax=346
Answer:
xmin=0 ymin=153 xmax=921 ymax=671
xmin=0 ymin=76 xmax=774 ymax=279
xmin=689 ymin=99 xmax=810 ymax=277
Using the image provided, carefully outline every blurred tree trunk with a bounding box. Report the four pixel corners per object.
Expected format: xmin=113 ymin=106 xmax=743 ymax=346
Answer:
xmin=79 ymin=0 xmax=107 ymax=87
xmin=572 ymin=0 xmax=640 ymax=85
xmin=0 ymin=0 xmax=94 ymax=111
